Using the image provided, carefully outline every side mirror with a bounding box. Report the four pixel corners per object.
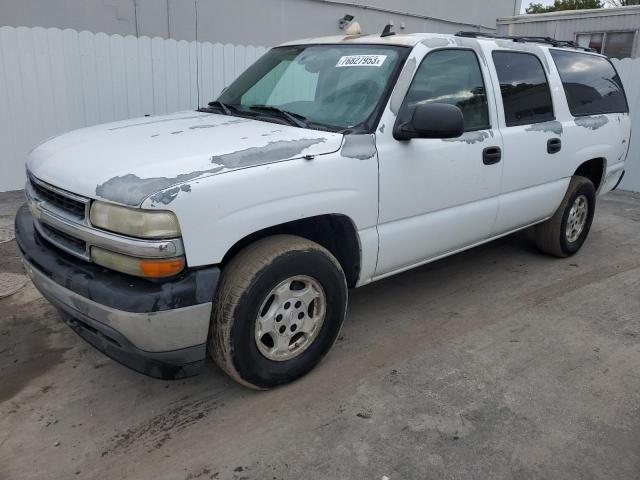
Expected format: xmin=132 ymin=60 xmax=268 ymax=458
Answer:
xmin=394 ymin=103 xmax=464 ymax=140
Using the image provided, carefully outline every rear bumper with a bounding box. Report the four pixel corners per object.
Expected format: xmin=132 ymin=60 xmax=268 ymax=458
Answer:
xmin=15 ymin=205 xmax=220 ymax=379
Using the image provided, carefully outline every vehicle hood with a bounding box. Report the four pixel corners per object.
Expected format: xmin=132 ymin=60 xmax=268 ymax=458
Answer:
xmin=27 ymin=111 xmax=343 ymax=206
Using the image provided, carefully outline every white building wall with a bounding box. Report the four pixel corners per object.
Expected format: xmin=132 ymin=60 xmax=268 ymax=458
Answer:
xmin=1 ymin=26 xmax=638 ymax=193
xmin=0 ymin=0 xmax=522 ymax=45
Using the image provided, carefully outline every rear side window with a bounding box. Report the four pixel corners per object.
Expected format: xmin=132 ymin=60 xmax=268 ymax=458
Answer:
xmin=492 ymin=51 xmax=554 ymax=127
xmin=550 ymin=49 xmax=628 ymax=116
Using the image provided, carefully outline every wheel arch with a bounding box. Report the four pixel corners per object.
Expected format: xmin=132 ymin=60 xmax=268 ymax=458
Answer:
xmin=574 ymin=157 xmax=605 ymax=192
xmin=220 ymin=214 xmax=362 ymax=288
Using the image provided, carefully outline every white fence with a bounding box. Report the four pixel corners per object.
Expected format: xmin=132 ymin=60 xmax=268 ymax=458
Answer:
xmin=612 ymin=58 xmax=640 ymax=192
xmin=0 ymin=26 xmax=267 ymax=192
xmin=0 ymin=26 xmax=639 ymax=193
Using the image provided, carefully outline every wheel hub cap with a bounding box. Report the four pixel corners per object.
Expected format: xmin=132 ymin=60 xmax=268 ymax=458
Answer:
xmin=255 ymin=275 xmax=326 ymax=361
xmin=566 ymin=194 xmax=588 ymax=243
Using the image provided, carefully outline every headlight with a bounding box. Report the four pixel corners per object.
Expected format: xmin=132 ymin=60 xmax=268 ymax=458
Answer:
xmin=90 ymin=201 xmax=181 ymax=239
xmin=91 ymin=247 xmax=185 ymax=278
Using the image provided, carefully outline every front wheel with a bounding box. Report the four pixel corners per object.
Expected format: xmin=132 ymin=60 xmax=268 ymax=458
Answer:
xmin=534 ymin=175 xmax=596 ymax=257
xmin=210 ymin=235 xmax=347 ymax=389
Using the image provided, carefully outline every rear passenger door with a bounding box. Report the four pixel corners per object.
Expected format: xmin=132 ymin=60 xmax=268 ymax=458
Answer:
xmin=489 ymin=49 xmax=571 ymax=234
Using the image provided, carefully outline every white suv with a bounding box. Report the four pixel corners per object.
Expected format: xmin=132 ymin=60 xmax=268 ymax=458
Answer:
xmin=16 ymin=32 xmax=630 ymax=388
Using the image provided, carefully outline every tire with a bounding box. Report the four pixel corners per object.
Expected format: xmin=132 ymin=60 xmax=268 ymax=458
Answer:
xmin=534 ymin=175 xmax=596 ymax=258
xmin=209 ymin=235 xmax=348 ymax=389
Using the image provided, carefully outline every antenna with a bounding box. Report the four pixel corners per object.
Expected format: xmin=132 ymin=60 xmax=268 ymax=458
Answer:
xmin=381 ymin=23 xmax=395 ymax=37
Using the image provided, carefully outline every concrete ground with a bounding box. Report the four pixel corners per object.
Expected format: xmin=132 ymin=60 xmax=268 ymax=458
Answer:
xmin=1 ymin=190 xmax=639 ymax=480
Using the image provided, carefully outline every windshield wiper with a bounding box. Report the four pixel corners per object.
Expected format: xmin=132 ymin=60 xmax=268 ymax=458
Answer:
xmin=207 ymin=100 xmax=235 ymax=116
xmin=247 ymin=105 xmax=309 ymax=128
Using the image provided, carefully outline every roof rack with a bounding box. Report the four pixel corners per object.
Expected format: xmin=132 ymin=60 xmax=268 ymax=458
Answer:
xmin=455 ymin=31 xmax=595 ymax=52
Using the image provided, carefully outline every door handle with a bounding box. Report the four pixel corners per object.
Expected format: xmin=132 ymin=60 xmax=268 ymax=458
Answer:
xmin=483 ymin=146 xmax=502 ymax=165
xmin=547 ymin=138 xmax=562 ymax=154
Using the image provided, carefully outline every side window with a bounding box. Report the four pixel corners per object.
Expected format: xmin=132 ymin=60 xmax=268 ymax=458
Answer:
xmin=401 ymin=49 xmax=490 ymax=132
xmin=550 ymin=49 xmax=628 ymax=116
xmin=492 ymin=51 xmax=554 ymax=127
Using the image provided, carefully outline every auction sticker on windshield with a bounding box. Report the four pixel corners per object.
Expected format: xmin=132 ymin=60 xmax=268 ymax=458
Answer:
xmin=336 ymin=55 xmax=387 ymax=67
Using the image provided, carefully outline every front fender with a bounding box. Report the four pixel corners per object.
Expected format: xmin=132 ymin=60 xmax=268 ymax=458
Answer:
xmin=141 ymin=150 xmax=379 ymax=268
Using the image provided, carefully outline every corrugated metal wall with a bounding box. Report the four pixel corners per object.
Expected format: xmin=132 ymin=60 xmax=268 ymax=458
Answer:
xmin=498 ymin=11 xmax=640 ymax=41
xmin=0 ymin=26 xmax=267 ymax=192
xmin=496 ymin=9 xmax=640 ymax=56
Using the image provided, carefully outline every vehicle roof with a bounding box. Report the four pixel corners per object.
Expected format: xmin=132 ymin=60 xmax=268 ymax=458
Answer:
xmin=279 ymin=33 xmax=439 ymax=48
xmin=278 ymin=32 xmax=603 ymax=56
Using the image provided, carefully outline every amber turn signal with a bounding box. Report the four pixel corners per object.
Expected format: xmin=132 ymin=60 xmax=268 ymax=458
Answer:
xmin=91 ymin=247 xmax=185 ymax=278
xmin=139 ymin=258 xmax=186 ymax=278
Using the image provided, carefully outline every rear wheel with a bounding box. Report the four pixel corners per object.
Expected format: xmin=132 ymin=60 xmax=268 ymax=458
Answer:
xmin=210 ymin=235 xmax=347 ymax=389
xmin=534 ymin=175 xmax=596 ymax=257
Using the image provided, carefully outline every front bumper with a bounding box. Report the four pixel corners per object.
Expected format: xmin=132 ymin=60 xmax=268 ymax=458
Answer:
xmin=15 ymin=205 xmax=220 ymax=379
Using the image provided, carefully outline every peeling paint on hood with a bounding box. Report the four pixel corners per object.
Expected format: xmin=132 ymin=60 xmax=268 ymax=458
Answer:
xmin=210 ymin=138 xmax=328 ymax=169
xmin=27 ymin=110 xmax=343 ymax=206
xmin=98 ymin=172 xmax=213 ymax=207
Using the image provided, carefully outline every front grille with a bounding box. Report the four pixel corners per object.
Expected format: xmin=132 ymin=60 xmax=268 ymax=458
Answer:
xmin=39 ymin=223 xmax=88 ymax=257
xmin=30 ymin=177 xmax=86 ymax=219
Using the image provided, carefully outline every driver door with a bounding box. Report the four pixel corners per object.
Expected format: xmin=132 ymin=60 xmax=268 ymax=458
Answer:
xmin=374 ymin=45 xmax=503 ymax=278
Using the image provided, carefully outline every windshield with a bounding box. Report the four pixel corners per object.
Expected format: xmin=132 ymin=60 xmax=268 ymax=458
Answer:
xmin=215 ymin=44 xmax=407 ymax=131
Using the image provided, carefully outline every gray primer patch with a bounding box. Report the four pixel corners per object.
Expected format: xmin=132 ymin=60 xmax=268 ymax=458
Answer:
xmin=188 ymin=118 xmax=247 ymax=129
xmin=96 ymin=168 xmax=222 ymax=206
xmin=422 ymin=38 xmax=450 ymax=48
xmin=149 ymin=183 xmax=192 ymax=205
xmin=390 ymin=57 xmax=417 ymax=115
xmin=97 ymin=137 xmax=329 ymax=206
xmin=525 ymin=121 xmax=563 ymax=135
xmin=108 ymin=114 xmax=207 ymax=131
xmin=575 ymin=115 xmax=609 ymax=130
xmin=443 ymin=130 xmax=490 ymax=144
xmin=379 ymin=123 xmax=386 ymax=134
xmin=210 ymin=138 xmax=327 ymax=169
xmin=341 ymin=134 xmax=377 ymax=160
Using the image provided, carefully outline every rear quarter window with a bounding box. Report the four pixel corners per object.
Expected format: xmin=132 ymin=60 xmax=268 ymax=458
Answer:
xmin=550 ymin=49 xmax=628 ymax=116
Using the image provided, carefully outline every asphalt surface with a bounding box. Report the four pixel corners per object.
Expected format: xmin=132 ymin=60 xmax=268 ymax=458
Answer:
xmin=1 ymin=190 xmax=639 ymax=480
